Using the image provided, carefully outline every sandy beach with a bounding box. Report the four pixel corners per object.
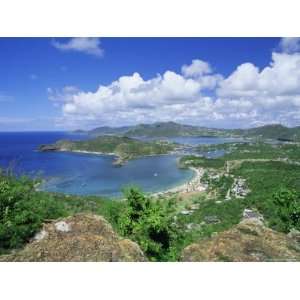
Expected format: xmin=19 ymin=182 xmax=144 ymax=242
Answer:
xmin=153 ymin=167 xmax=206 ymax=197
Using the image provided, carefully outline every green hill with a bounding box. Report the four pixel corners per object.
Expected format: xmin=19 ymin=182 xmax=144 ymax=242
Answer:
xmin=39 ymin=136 xmax=176 ymax=165
xmin=76 ymin=121 xmax=228 ymax=138
xmin=232 ymin=124 xmax=300 ymax=141
xmin=73 ymin=122 xmax=300 ymax=141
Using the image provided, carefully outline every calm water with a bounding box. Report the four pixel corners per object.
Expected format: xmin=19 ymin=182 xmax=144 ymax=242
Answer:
xmin=0 ymin=132 xmax=195 ymax=197
xmin=0 ymin=132 xmax=235 ymax=197
xmin=136 ymin=136 xmax=244 ymax=145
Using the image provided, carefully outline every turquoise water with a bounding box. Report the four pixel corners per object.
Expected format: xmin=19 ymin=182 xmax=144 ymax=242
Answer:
xmin=41 ymin=153 xmax=194 ymax=197
xmin=0 ymin=132 xmax=194 ymax=197
xmin=0 ymin=132 xmax=234 ymax=197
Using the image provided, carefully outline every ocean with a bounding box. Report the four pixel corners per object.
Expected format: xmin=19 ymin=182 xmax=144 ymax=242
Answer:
xmin=0 ymin=132 xmax=195 ymax=197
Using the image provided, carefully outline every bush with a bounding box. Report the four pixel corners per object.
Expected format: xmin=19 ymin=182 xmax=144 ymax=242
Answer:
xmin=0 ymin=174 xmax=65 ymax=251
xmin=118 ymin=187 xmax=178 ymax=261
xmin=269 ymin=188 xmax=300 ymax=232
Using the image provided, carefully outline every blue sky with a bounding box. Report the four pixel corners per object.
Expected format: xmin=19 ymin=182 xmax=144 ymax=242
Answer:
xmin=1 ymin=37 xmax=300 ymax=131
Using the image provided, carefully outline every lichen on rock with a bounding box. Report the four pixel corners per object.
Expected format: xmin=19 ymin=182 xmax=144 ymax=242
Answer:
xmin=0 ymin=214 xmax=146 ymax=262
xmin=181 ymin=218 xmax=300 ymax=262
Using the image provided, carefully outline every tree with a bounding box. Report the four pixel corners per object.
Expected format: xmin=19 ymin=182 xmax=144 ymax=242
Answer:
xmin=0 ymin=174 xmax=64 ymax=251
xmin=118 ymin=187 xmax=178 ymax=261
xmin=270 ymin=188 xmax=300 ymax=232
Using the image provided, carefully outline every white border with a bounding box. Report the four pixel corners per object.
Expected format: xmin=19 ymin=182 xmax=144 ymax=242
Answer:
xmin=1 ymin=0 xmax=300 ymax=299
xmin=0 ymin=0 xmax=299 ymax=36
xmin=1 ymin=262 xmax=300 ymax=300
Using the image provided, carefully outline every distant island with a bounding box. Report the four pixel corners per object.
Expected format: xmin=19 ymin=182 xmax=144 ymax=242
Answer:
xmin=73 ymin=121 xmax=300 ymax=142
xmin=39 ymin=135 xmax=177 ymax=166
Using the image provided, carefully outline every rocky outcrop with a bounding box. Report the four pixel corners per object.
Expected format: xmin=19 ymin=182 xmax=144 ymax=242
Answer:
xmin=181 ymin=218 xmax=300 ymax=262
xmin=0 ymin=214 xmax=146 ymax=262
xmin=38 ymin=144 xmax=61 ymax=151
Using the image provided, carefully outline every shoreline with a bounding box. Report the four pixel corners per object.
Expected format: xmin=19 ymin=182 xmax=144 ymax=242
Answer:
xmin=152 ymin=166 xmax=206 ymax=197
xmin=56 ymin=149 xmax=181 ymax=166
xmin=39 ymin=148 xmax=207 ymax=197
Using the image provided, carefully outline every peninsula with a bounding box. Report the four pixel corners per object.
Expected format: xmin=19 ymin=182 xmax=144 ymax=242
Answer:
xmin=39 ymin=135 xmax=177 ymax=166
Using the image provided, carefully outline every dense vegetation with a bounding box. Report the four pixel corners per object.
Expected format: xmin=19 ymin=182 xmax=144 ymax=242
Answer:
xmin=179 ymin=142 xmax=300 ymax=236
xmin=1 ymin=140 xmax=300 ymax=260
xmin=39 ymin=135 xmax=176 ymax=164
xmin=0 ymin=170 xmax=124 ymax=254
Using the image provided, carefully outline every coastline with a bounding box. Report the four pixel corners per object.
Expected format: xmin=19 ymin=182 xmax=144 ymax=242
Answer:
xmin=56 ymin=149 xmax=179 ymax=166
xmin=39 ymin=148 xmax=206 ymax=197
xmin=153 ymin=166 xmax=206 ymax=197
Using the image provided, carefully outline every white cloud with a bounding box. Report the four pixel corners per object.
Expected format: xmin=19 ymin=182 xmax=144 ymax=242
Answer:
xmin=48 ymin=43 xmax=300 ymax=129
xmin=182 ymin=59 xmax=212 ymax=77
xmin=52 ymin=38 xmax=103 ymax=57
xmin=218 ymin=52 xmax=300 ymax=99
xmin=48 ymin=65 xmax=222 ymax=128
xmin=279 ymin=37 xmax=300 ymax=53
xmin=216 ymin=50 xmax=300 ymax=127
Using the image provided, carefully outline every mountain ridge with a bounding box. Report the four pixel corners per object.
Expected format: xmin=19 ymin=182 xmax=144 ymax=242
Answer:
xmin=73 ymin=122 xmax=300 ymax=141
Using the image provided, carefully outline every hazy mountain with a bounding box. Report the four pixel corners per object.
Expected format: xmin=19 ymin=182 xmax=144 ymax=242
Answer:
xmin=74 ymin=122 xmax=300 ymax=141
xmin=232 ymin=124 xmax=300 ymax=141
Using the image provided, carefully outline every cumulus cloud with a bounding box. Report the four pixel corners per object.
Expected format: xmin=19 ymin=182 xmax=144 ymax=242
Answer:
xmin=279 ymin=37 xmax=300 ymax=53
xmin=48 ymin=40 xmax=300 ymax=129
xmin=218 ymin=52 xmax=300 ymax=99
xmin=48 ymin=65 xmax=223 ymax=128
xmin=216 ymin=48 xmax=300 ymax=126
xmin=181 ymin=59 xmax=212 ymax=77
xmin=52 ymin=38 xmax=103 ymax=57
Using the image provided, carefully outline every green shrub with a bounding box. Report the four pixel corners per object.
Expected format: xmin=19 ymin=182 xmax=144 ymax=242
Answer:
xmin=0 ymin=174 xmax=65 ymax=251
xmin=268 ymin=188 xmax=300 ymax=232
xmin=118 ymin=187 xmax=178 ymax=261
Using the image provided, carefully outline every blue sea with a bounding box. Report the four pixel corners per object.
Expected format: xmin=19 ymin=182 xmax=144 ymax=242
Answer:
xmin=0 ymin=132 xmax=235 ymax=197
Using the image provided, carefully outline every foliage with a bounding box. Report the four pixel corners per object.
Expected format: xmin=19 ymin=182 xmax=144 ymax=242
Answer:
xmin=179 ymin=155 xmax=225 ymax=169
xmin=0 ymin=174 xmax=65 ymax=251
xmin=268 ymin=188 xmax=300 ymax=232
xmin=40 ymin=135 xmax=175 ymax=162
xmin=118 ymin=187 xmax=179 ymax=261
xmin=0 ymin=172 xmax=124 ymax=253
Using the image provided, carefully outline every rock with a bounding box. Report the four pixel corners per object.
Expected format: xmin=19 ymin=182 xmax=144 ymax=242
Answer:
xmin=54 ymin=221 xmax=71 ymax=232
xmin=32 ymin=230 xmax=48 ymax=242
xmin=38 ymin=144 xmax=60 ymax=152
xmin=181 ymin=218 xmax=300 ymax=262
xmin=288 ymin=229 xmax=300 ymax=243
xmin=180 ymin=210 xmax=193 ymax=215
xmin=242 ymin=208 xmax=264 ymax=224
xmin=0 ymin=214 xmax=146 ymax=262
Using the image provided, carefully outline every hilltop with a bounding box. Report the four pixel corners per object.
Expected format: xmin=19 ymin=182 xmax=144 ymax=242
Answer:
xmin=181 ymin=217 xmax=300 ymax=262
xmin=39 ymin=135 xmax=176 ymax=165
xmin=75 ymin=121 xmax=229 ymax=138
xmin=74 ymin=121 xmax=300 ymax=141
xmin=0 ymin=214 xmax=146 ymax=262
xmin=232 ymin=124 xmax=300 ymax=141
